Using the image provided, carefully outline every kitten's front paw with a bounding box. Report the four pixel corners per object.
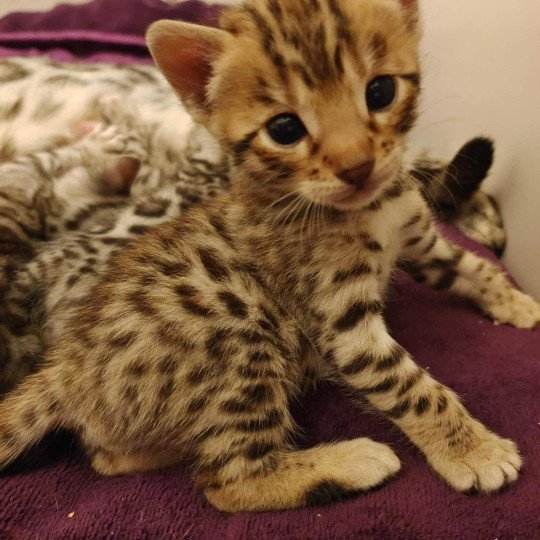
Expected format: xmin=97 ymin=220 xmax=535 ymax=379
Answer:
xmin=485 ymin=289 xmax=540 ymax=329
xmin=428 ymin=429 xmax=521 ymax=493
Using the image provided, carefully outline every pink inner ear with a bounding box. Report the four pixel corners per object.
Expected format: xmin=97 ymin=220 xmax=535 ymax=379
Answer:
xmin=153 ymin=40 xmax=215 ymax=112
xmin=147 ymin=21 xmax=226 ymax=117
xmin=101 ymin=156 xmax=141 ymax=196
xmin=400 ymin=0 xmax=417 ymax=10
xmin=180 ymin=46 xmax=213 ymax=108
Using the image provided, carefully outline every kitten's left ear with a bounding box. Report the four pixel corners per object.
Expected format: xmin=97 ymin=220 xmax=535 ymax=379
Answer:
xmin=146 ymin=20 xmax=229 ymax=123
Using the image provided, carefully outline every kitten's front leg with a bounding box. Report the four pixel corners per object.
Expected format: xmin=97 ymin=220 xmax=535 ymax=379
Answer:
xmin=320 ymin=306 xmax=521 ymax=493
xmin=400 ymin=201 xmax=540 ymax=329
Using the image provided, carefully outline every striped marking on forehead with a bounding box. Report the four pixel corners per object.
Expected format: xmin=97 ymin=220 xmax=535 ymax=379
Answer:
xmin=235 ymin=0 xmax=355 ymax=88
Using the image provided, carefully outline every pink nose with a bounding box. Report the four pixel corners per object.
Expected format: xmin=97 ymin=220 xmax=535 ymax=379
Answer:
xmin=336 ymin=159 xmax=375 ymax=188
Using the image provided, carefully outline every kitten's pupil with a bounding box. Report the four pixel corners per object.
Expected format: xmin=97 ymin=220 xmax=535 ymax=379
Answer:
xmin=266 ymin=113 xmax=307 ymax=146
xmin=366 ymin=76 xmax=396 ymax=111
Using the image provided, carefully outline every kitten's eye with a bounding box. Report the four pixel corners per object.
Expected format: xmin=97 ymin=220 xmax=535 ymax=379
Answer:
xmin=266 ymin=113 xmax=307 ymax=146
xmin=366 ymin=76 xmax=396 ymax=111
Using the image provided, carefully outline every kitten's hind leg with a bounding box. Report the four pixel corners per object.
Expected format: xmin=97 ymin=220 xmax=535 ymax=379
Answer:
xmin=87 ymin=446 xmax=181 ymax=476
xmin=0 ymin=257 xmax=44 ymax=393
xmin=0 ymin=325 xmax=41 ymax=394
xmin=185 ymin=337 xmax=399 ymax=512
xmin=400 ymin=199 xmax=539 ymax=328
xmin=202 ymin=438 xmax=400 ymax=512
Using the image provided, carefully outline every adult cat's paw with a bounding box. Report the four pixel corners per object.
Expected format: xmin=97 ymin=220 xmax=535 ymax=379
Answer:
xmin=486 ymin=289 xmax=540 ymax=329
xmin=428 ymin=429 xmax=521 ymax=493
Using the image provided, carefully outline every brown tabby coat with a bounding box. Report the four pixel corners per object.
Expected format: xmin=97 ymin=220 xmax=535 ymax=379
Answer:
xmin=0 ymin=0 xmax=538 ymax=512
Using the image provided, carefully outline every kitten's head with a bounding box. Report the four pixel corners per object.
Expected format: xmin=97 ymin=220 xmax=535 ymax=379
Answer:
xmin=147 ymin=0 xmax=421 ymax=211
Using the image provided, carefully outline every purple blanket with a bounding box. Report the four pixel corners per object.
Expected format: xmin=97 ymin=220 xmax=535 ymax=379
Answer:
xmin=0 ymin=0 xmax=220 ymax=63
xmin=1 ymin=1 xmax=539 ymax=538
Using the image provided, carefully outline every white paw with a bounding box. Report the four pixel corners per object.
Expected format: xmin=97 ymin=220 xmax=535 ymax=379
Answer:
xmin=338 ymin=438 xmax=401 ymax=490
xmin=76 ymin=122 xmax=135 ymax=158
xmin=87 ymin=124 xmax=130 ymax=153
xmin=428 ymin=429 xmax=521 ymax=493
xmin=487 ymin=289 xmax=540 ymax=329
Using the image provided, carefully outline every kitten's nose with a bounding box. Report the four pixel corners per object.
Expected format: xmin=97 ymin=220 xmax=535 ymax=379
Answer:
xmin=337 ymin=159 xmax=375 ymax=188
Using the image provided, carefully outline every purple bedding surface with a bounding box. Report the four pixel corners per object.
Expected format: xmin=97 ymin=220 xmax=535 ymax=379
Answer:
xmin=1 ymin=1 xmax=539 ymax=538
xmin=0 ymin=0 xmax=220 ymax=63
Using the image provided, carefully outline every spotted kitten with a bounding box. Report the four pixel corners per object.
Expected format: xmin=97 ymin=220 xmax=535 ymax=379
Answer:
xmin=1 ymin=0 xmax=538 ymax=512
xmin=0 ymin=112 xmax=227 ymax=392
xmin=0 ymin=96 xmax=495 ymax=393
xmin=408 ymin=136 xmax=506 ymax=255
xmin=0 ymin=56 xmax=507 ymax=258
xmin=0 ymin=122 xmax=142 ymax=276
xmin=0 ymin=57 xmax=192 ymax=165
xmin=0 ymin=123 xmax=144 ymax=390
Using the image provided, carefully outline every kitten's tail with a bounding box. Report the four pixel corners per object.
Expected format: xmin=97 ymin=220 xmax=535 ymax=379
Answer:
xmin=443 ymin=137 xmax=495 ymax=205
xmin=0 ymin=368 xmax=61 ymax=468
xmin=414 ymin=137 xmax=495 ymax=214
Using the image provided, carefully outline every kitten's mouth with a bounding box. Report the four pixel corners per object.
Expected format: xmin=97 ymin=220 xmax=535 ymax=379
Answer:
xmin=326 ymin=180 xmax=382 ymax=210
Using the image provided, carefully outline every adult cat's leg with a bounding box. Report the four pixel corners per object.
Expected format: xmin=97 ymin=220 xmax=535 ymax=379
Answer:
xmin=321 ymin=306 xmax=521 ymax=493
xmin=399 ymin=198 xmax=539 ymax=328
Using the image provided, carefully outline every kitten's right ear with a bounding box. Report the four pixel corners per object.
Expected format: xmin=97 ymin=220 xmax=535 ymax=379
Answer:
xmin=398 ymin=0 xmax=418 ymax=14
xmin=146 ymin=20 xmax=228 ymax=122
xmin=396 ymin=0 xmax=420 ymax=30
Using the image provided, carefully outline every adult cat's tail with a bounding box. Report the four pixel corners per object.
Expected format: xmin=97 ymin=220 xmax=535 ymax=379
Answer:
xmin=0 ymin=368 xmax=61 ymax=468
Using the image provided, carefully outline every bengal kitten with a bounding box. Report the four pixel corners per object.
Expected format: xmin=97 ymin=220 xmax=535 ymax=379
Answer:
xmin=0 ymin=56 xmax=508 ymax=261
xmin=0 ymin=122 xmax=143 ymax=390
xmin=0 ymin=112 xmax=227 ymax=393
xmin=0 ymin=0 xmax=537 ymax=513
xmin=0 ymin=96 xmax=496 ymax=395
xmin=408 ymin=136 xmax=507 ymax=256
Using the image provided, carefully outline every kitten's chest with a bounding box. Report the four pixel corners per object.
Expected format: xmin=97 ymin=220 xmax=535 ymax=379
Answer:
xmin=321 ymin=213 xmax=403 ymax=291
xmin=257 ymin=197 xmax=411 ymax=318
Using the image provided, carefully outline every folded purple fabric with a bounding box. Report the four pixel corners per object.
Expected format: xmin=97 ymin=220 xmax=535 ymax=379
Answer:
xmin=0 ymin=0 xmax=220 ymax=62
xmin=0 ymin=1 xmax=539 ymax=538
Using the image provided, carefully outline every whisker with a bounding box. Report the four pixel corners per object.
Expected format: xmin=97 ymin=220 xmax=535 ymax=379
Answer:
xmin=407 ymin=168 xmax=458 ymax=211
xmin=299 ymin=200 xmax=313 ymax=243
xmin=263 ymin=191 xmax=299 ymax=213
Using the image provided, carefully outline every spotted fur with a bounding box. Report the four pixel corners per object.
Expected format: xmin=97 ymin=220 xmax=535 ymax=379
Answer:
xmin=0 ymin=56 xmax=506 ymax=265
xmin=0 ymin=94 xmax=500 ymax=392
xmin=0 ymin=123 xmax=145 ymax=390
xmin=407 ymin=137 xmax=506 ymax=255
xmin=0 ymin=0 xmax=536 ymax=513
xmin=0 ymin=101 xmax=227 ymax=392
